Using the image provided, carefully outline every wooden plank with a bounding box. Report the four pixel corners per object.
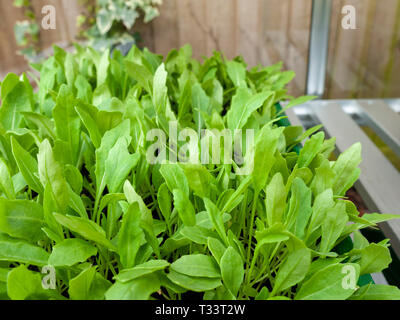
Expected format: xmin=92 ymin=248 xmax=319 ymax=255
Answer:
xmin=34 ymin=0 xmax=71 ymax=48
xmin=204 ymin=0 xmax=237 ymax=59
xmin=325 ymin=0 xmax=400 ymax=99
xmin=325 ymin=0 xmax=375 ymax=98
xmin=0 ymin=1 xmax=27 ymax=76
xmin=60 ymin=0 xmax=81 ymax=41
xmin=358 ymin=100 xmax=400 ymax=156
xmin=362 ymin=0 xmax=400 ymax=98
xmin=135 ymin=19 xmax=155 ymax=52
xmin=259 ymin=0 xmax=312 ymax=96
xmin=381 ymin=0 xmax=400 ymax=98
xmin=236 ymin=0 xmax=261 ymax=67
xmin=311 ymin=102 xmax=400 ymax=257
xmin=152 ymin=0 xmax=180 ymax=57
xmin=176 ymin=0 xmax=207 ymax=61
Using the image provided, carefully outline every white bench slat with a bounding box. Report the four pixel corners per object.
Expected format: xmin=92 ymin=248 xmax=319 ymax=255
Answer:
xmin=357 ymin=100 xmax=400 ymax=156
xmin=285 ymin=108 xmax=304 ymax=128
xmin=371 ymin=272 xmax=389 ymax=285
xmin=311 ymin=102 xmax=400 ymax=257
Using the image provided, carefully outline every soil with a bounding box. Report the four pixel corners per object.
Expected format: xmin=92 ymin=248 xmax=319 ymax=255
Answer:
xmin=346 ymin=187 xmax=370 ymax=216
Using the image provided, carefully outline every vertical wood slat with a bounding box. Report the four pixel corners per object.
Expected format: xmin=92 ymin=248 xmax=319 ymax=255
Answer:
xmin=0 ymin=1 xmax=26 ymax=76
xmin=204 ymin=0 xmax=237 ymax=58
xmin=236 ymin=0 xmax=261 ymax=68
xmin=325 ymin=0 xmax=400 ymax=99
xmin=152 ymin=0 xmax=180 ymax=57
xmin=259 ymin=0 xmax=312 ymax=95
xmin=176 ymin=0 xmax=207 ymax=61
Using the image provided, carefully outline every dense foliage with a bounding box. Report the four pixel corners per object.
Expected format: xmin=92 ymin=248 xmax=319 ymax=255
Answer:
xmin=13 ymin=0 xmax=40 ymax=60
xmin=79 ymin=0 xmax=162 ymax=50
xmin=0 ymin=44 xmax=399 ymax=300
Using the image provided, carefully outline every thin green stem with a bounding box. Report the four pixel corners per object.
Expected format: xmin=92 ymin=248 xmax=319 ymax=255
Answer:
xmin=245 ymin=190 xmax=259 ymax=281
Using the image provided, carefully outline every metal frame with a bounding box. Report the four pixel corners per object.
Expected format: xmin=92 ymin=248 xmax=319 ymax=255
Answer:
xmin=306 ymin=0 xmax=332 ymax=97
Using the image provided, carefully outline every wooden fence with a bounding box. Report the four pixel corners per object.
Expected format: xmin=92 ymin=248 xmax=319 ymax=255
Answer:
xmin=0 ymin=0 xmax=399 ymax=98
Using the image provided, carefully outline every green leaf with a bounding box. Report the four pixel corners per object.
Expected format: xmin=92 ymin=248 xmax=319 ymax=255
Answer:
xmin=332 ymin=143 xmax=362 ymax=196
xmin=320 ymin=202 xmax=348 ymax=253
xmin=96 ymin=9 xmax=113 ymax=34
xmin=68 ymin=264 xmax=110 ymax=300
xmin=53 ymin=213 xmax=116 ymax=251
xmin=354 ymin=243 xmax=392 ymax=275
xmin=115 ymin=260 xmax=169 ymax=283
xmin=105 ymin=137 xmax=139 ymax=193
xmin=0 ymin=81 xmax=31 ymax=130
xmin=10 ymin=136 xmax=43 ymax=194
xmin=21 ymin=111 xmax=56 ymax=140
xmin=123 ymin=181 xmax=160 ymax=259
xmin=75 ymin=105 xmax=102 ymax=149
xmin=124 ymin=60 xmax=153 ymax=93
xmin=207 ymin=237 xmax=227 ymax=264
xmin=95 ymin=120 xmax=131 ymax=208
xmin=286 ymin=178 xmax=312 ymax=240
xmin=272 ymin=248 xmax=311 ymax=295
xmin=228 ymin=89 xmax=274 ymax=130
xmin=295 ymin=263 xmax=360 ymax=300
xmin=226 ymin=60 xmax=246 ymax=87
xmin=310 ymin=158 xmax=335 ymax=196
xmin=98 ymin=193 xmax=126 ymax=214
xmin=170 ymin=254 xmax=220 ymax=278
xmin=105 ymin=273 xmax=160 ymax=300
xmin=160 ymin=163 xmax=189 ymax=197
xmin=75 ymin=74 xmax=93 ymax=103
xmin=7 ymin=265 xmax=43 ymax=300
xmin=0 ymin=158 xmax=16 ymax=199
xmin=157 ymin=183 xmax=171 ymax=223
xmin=204 ymin=198 xmax=229 ymax=246
xmin=220 ymin=246 xmax=244 ymax=296
xmin=152 ymin=63 xmax=168 ymax=117
xmin=173 ymin=189 xmax=196 ymax=226
xmin=277 ymin=95 xmax=317 ymax=116
xmin=38 ymin=139 xmax=70 ymax=212
xmin=167 ymin=270 xmax=222 ymax=292
xmin=297 ymin=132 xmax=324 ymax=168
xmin=0 ymin=234 xmax=49 ymax=265
xmin=48 ymin=239 xmax=97 ymax=267
xmin=0 ymin=199 xmax=44 ymax=242
xmin=191 ymin=82 xmax=210 ymax=132
xmin=68 ymin=266 xmax=96 ymax=300
xmin=180 ymin=225 xmax=212 ymax=245
xmin=265 ymin=172 xmax=286 ymax=227
xmin=97 ymin=49 xmax=110 ymax=87
xmin=180 ymin=163 xmax=214 ymax=198
xmin=117 ymin=203 xmax=144 ymax=269
xmin=52 ymin=85 xmax=81 ymax=164
xmin=252 ymin=126 xmax=283 ymax=192
xmin=350 ymin=284 xmax=400 ymax=300
xmin=1 ymin=73 xmax=20 ymax=100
